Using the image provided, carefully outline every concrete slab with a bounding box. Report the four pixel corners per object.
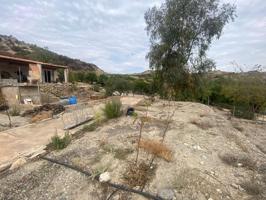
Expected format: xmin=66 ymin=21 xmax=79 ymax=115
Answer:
xmin=0 ymin=96 xmax=143 ymax=167
xmin=0 ymin=118 xmax=65 ymax=165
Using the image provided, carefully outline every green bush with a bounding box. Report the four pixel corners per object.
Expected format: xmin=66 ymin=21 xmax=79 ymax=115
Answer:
xmin=103 ymin=98 xmax=122 ymax=119
xmin=50 ymin=133 xmax=71 ymax=150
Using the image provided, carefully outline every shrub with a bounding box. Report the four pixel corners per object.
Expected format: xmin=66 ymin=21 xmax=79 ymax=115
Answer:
xmin=219 ymin=153 xmax=257 ymax=170
xmin=9 ymin=105 xmax=21 ymax=116
xmin=139 ymin=139 xmax=173 ymax=162
xmin=50 ymin=132 xmax=71 ymax=150
xmin=103 ymin=98 xmax=122 ymax=119
xmin=123 ymin=161 xmax=156 ymax=187
xmin=92 ymin=85 xmax=100 ymax=92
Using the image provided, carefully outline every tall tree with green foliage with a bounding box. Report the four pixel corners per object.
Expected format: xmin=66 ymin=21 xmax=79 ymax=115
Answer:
xmin=145 ymin=0 xmax=236 ymax=98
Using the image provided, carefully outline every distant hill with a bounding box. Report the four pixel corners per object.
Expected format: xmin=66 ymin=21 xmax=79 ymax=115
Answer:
xmin=0 ymin=35 xmax=104 ymax=74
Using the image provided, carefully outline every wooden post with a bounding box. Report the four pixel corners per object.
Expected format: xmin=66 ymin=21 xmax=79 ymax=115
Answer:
xmin=37 ymin=81 xmax=42 ymax=105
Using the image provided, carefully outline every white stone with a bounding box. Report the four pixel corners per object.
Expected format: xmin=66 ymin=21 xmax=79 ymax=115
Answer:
xmin=10 ymin=157 xmax=27 ymax=170
xmin=237 ymin=163 xmax=243 ymax=167
xmin=99 ymin=172 xmax=111 ymax=183
xmin=216 ymin=188 xmax=222 ymax=194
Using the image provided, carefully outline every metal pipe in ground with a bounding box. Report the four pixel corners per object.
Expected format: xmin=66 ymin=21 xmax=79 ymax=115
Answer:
xmin=40 ymin=156 xmax=163 ymax=200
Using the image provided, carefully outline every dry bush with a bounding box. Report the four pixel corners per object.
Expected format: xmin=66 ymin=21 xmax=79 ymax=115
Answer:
xmin=31 ymin=111 xmax=52 ymax=123
xmin=219 ymin=153 xmax=257 ymax=170
xmin=123 ymin=161 xmax=155 ymax=187
xmin=224 ymin=132 xmax=249 ymax=153
xmin=190 ymin=118 xmax=213 ymax=130
xmin=139 ymin=139 xmax=173 ymax=162
xmin=240 ymin=181 xmax=262 ymax=196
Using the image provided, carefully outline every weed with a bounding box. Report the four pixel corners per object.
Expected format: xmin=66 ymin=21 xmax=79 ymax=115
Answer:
xmin=50 ymin=132 xmax=71 ymax=150
xmin=91 ymin=165 xmax=108 ymax=180
xmin=123 ymin=161 xmax=156 ymax=187
xmin=219 ymin=153 xmax=257 ymax=170
xmin=82 ymin=122 xmax=97 ymax=132
xmin=9 ymin=105 xmax=20 ymax=116
xmin=100 ymin=142 xmax=133 ymax=160
xmin=139 ymin=139 xmax=173 ymax=162
xmin=103 ymin=98 xmax=122 ymax=119
xmin=101 ymin=144 xmax=115 ymax=153
xmin=114 ymin=148 xmax=134 ymax=160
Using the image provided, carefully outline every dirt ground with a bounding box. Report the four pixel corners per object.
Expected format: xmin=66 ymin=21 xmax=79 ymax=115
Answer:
xmin=0 ymin=99 xmax=265 ymax=200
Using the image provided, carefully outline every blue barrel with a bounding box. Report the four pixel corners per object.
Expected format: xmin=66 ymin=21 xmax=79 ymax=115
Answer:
xmin=69 ymin=96 xmax=77 ymax=105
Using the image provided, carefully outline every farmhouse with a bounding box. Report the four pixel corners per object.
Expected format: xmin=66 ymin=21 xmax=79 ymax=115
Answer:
xmin=0 ymin=54 xmax=69 ymax=85
xmin=0 ymin=55 xmax=69 ymax=105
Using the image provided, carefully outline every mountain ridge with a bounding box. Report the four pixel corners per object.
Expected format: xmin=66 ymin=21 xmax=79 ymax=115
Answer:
xmin=0 ymin=35 xmax=104 ymax=74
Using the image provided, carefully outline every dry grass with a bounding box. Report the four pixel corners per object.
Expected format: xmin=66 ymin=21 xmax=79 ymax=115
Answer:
xmin=224 ymin=132 xmax=249 ymax=153
xmin=139 ymin=139 xmax=173 ymax=162
xmin=123 ymin=161 xmax=156 ymax=187
xmin=219 ymin=153 xmax=257 ymax=170
xmin=190 ymin=118 xmax=213 ymax=130
xmin=31 ymin=111 xmax=52 ymax=123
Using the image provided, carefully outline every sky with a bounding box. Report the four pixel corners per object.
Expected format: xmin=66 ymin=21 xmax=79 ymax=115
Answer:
xmin=0 ymin=0 xmax=265 ymax=73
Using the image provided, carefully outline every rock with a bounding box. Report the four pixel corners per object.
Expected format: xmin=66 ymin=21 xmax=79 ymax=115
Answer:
xmin=29 ymin=149 xmax=46 ymax=159
xmin=10 ymin=157 xmax=27 ymax=170
xmin=0 ymin=163 xmax=11 ymax=172
xmin=216 ymin=188 xmax=222 ymax=194
xmin=99 ymin=172 xmax=111 ymax=183
xmin=231 ymin=183 xmax=238 ymax=189
xmin=158 ymin=189 xmax=175 ymax=200
xmin=237 ymin=163 xmax=243 ymax=167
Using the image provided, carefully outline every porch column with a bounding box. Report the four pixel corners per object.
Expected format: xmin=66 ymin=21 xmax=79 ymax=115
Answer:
xmin=38 ymin=64 xmax=43 ymax=83
xmin=64 ymin=68 xmax=69 ymax=83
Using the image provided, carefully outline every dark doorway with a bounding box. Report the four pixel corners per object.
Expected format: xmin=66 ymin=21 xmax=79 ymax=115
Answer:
xmin=44 ymin=70 xmax=52 ymax=83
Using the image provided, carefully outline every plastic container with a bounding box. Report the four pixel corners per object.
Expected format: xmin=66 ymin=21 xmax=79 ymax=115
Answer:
xmin=69 ymin=96 xmax=77 ymax=105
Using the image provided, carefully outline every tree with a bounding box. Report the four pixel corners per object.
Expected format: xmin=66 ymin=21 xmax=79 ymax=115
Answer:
xmin=145 ymin=0 xmax=236 ymax=97
xmin=98 ymin=74 xmax=108 ymax=86
xmin=85 ymin=72 xmax=97 ymax=84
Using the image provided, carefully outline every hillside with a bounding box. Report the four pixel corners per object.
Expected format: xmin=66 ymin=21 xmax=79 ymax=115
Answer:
xmin=0 ymin=35 xmax=104 ymax=73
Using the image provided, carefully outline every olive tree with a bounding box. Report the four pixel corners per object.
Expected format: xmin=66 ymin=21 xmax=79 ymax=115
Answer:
xmin=145 ymin=0 xmax=236 ymax=97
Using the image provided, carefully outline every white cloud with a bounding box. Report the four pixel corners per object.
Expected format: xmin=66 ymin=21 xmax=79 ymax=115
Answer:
xmin=0 ymin=0 xmax=265 ymax=73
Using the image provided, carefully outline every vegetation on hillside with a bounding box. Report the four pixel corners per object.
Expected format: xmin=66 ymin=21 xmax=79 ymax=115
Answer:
xmin=0 ymin=35 xmax=102 ymax=72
